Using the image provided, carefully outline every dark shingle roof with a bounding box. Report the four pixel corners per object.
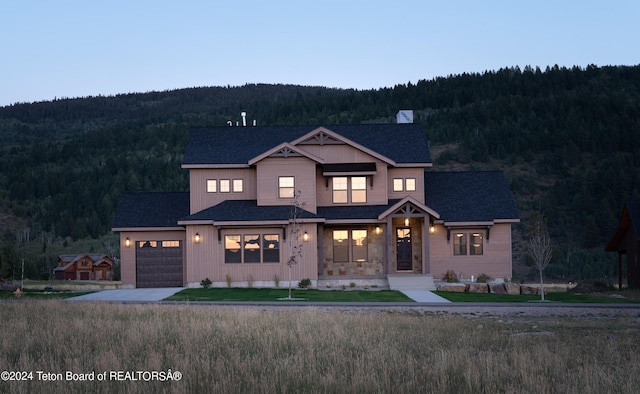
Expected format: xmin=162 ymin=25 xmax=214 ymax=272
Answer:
xmin=112 ymin=193 xmax=190 ymax=228
xmin=182 ymin=124 xmax=431 ymax=166
xmin=180 ymin=200 xmax=320 ymax=222
xmin=317 ymin=201 xmax=401 ymax=220
xmin=424 ymin=171 xmax=519 ymax=222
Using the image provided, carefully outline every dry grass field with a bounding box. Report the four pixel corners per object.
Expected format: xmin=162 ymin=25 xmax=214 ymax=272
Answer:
xmin=1 ymin=301 xmax=639 ymax=394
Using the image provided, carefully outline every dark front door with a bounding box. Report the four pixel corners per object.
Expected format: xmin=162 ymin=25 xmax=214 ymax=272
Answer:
xmin=396 ymin=228 xmax=412 ymax=271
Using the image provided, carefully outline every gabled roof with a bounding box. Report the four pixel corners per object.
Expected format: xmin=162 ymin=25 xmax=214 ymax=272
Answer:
xmin=606 ymin=200 xmax=640 ymax=251
xmin=424 ymin=171 xmax=519 ymax=223
xmin=112 ymin=192 xmax=190 ymax=230
xmin=182 ymin=124 xmax=431 ymax=167
xmin=179 ymin=200 xmax=322 ymax=224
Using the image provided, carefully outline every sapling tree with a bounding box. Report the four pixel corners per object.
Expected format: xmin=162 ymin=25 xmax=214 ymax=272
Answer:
xmin=286 ymin=190 xmax=305 ymax=299
xmin=524 ymin=210 xmax=553 ymax=301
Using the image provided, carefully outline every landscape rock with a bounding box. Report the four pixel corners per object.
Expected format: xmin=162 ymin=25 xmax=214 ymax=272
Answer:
xmin=436 ymin=283 xmax=466 ymax=292
xmin=505 ymin=284 xmax=521 ymax=295
xmin=465 ymin=283 xmax=489 ymax=293
xmin=488 ymin=283 xmax=508 ymax=294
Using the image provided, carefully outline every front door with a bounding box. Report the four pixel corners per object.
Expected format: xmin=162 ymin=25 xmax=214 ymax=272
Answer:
xmin=396 ymin=228 xmax=412 ymax=271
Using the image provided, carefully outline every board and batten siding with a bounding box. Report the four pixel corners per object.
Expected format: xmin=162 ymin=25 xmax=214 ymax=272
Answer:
xmin=119 ymin=230 xmax=186 ymax=288
xmin=185 ymin=223 xmax=318 ymax=287
xmin=428 ymin=223 xmax=513 ymax=280
xmin=255 ymin=157 xmax=318 ymax=213
xmin=189 ymin=168 xmax=257 ymax=214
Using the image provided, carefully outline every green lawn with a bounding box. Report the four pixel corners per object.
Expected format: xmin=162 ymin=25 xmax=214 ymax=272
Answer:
xmin=433 ymin=291 xmax=640 ymax=303
xmin=166 ymin=288 xmax=414 ymax=302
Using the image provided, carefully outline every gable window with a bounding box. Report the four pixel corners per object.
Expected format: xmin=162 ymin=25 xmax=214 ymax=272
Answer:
xmin=220 ymin=179 xmax=230 ymax=193
xmin=333 ymin=230 xmax=368 ymax=262
xmin=225 ymin=233 xmax=280 ymax=263
xmin=207 ymin=179 xmax=217 ymax=193
xmin=279 ymin=176 xmax=295 ymax=199
xmin=233 ymin=179 xmax=243 ymax=193
xmin=453 ymin=233 xmax=467 ymax=255
xmin=332 ymin=177 xmax=367 ymax=204
xmin=393 ymin=178 xmax=416 ymax=192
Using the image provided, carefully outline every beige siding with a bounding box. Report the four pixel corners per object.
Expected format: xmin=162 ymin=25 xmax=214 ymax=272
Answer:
xmin=119 ymin=230 xmax=186 ymax=287
xmin=189 ymin=168 xmax=257 ymax=214
xmin=428 ymin=223 xmax=513 ymax=280
xmin=388 ymin=168 xmax=425 ymax=204
xmin=299 ymin=143 xmax=381 ymax=163
xmin=185 ymin=223 xmax=318 ymax=287
xmin=255 ymin=157 xmax=317 ymax=213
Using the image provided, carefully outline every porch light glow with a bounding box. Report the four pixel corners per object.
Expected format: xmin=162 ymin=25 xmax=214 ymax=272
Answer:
xmin=194 ymin=233 xmax=201 ymax=243
xmin=303 ymin=231 xmax=309 ymax=242
xmin=404 ymin=218 xmax=410 ymax=226
xmin=375 ymin=226 xmax=382 ymax=235
xmin=125 ymin=237 xmax=131 ymax=248
xmin=430 ymin=224 xmax=435 ymax=234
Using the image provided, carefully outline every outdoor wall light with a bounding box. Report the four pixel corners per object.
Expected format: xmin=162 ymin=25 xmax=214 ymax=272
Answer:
xmin=303 ymin=231 xmax=309 ymax=242
xmin=404 ymin=218 xmax=410 ymax=227
xmin=194 ymin=233 xmax=201 ymax=243
xmin=375 ymin=226 xmax=382 ymax=235
xmin=430 ymin=224 xmax=435 ymax=234
xmin=125 ymin=237 xmax=131 ymax=248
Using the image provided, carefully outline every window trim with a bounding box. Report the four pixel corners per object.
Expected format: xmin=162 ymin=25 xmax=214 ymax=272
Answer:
xmin=232 ymin=179 xmax=243 ymax=193
xmin=332 ymin=229 xmax=368 ymax=262
xmin=332 ymin=176 xmax=367 ymax=204
xmin=278 ymin=176 xmax=295 ymax=199
xmin=220 ymin=179 xmax=231 ymax=193
xmin=225 ymin=233 xmax=281 ymax=263
xmin=453 ymin=231 xmax=484 ymax=256
xmin=206 ymin=179 xmax=217 ymax=193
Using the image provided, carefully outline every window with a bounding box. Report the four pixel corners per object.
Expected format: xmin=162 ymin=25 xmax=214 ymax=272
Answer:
xmin=233 ymin=179 xmax=243 ymax=193
xmin=225 ymin=234 xmax=280 ymax=263
xmin=207 ymin=179 xmax=217 ymax=193
xmin=453 ymin=232 xmax=484 ymax=256
xmin=138 ymin=241 xmax=158 ymax=248
xmin=453 ymin=233 xmax=467 ymax=255
xmin=333 ymin=230 xmax=368 ymax=262
xmin=162 ymin=241 xmax=180 ymax=248
xmin=351 ymin=177 xmax=367 ymax=203
xmin=333 ymin=177 xmax=348 ymax=203
xmin=220 ymin=179 xmax=230 ymax=193
xmin=392 ymin=178 xmax=416 ymax=192
xmin=406 ymin=178 xmax=416 ymax=191
xmin=470 ymin=233 xmax=483 ymax=255
xmin=225 ymin=235 xmax=241 ymax=263
xmin=332 ymin=177 xmax=367 ymax=204
xmin=393 ymin=178 xmax=404 ymax=192
xmin=279 ymin=177 xmax=295 ymax=199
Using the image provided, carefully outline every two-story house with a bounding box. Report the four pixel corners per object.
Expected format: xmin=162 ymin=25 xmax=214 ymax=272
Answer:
xmin=112 ymin=124 xmax=519 ymax=288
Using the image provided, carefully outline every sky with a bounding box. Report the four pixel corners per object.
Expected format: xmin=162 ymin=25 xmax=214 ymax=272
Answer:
xmin=1 ymin=0 xmax=639 ymax=107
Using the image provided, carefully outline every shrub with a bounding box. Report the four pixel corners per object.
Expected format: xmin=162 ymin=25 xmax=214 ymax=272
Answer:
xmin=200 ymin=278 xmax=212 ymax=288
xmin=349 ymin=282 xmax=356 ymax=288
xmin=476 ymin=273 xmax=493 ymax=283
xmin=443 ymin=269 xmax=459 ymax=283
xmin=298 ymin=278 xmax=312 ymax=288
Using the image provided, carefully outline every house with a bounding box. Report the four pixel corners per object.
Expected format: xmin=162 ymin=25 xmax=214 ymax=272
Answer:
xmin=112 ymin=124 xmax=519 ymax=288
xmin=606 ymin=200 xmax=640 ymax=288
xmin=54 ymin=254 xmax=114 ymax=281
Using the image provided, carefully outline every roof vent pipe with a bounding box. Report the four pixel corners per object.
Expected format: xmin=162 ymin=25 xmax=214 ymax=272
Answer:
xmin=241 ymin=112 xmax=247 ymax=127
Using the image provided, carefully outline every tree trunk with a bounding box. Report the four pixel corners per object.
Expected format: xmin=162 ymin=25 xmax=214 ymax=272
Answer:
xmin=539 ymin=269 xmax=545 ymax=301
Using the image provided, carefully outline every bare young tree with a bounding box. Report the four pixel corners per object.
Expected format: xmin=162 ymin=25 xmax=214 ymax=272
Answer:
xmin=286 ymin=191 xmax=305 ymax=299
xmin=524 ymin=210 xmax=553 ymax=301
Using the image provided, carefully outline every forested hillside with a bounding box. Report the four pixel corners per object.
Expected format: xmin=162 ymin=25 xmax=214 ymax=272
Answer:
xmin=1 ymin=64 xmax=639 ymax=283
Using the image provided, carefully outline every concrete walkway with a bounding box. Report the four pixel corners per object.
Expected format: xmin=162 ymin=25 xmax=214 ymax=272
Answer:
xmin=70 ymin=288 xmax=184 ymax=302
xmin=400 ymin=290 xmax=451 ymax=303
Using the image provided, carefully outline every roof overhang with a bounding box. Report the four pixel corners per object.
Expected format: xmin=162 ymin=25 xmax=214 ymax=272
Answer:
xmin=112 ymin=226 xmax=185 ymax=232
xmin=322 ymin=163 xmax=377 ymax=176
xmin=181 ymin=164 xmax=251 ymax=169
xmin=248 ymin=142 xmax=325 ymax=166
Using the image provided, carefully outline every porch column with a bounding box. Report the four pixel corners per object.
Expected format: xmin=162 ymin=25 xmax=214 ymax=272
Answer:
xmin=317 ymin=224 xmax=324 ymax=277
xmin=386 ymin=216 xmax=393 ymax=274
xmin=423 ymin=216 xmax=430 ymax=274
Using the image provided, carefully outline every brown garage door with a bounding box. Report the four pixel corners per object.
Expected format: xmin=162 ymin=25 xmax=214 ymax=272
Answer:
xmin=136 ymin=241 xmax=183 ymax=288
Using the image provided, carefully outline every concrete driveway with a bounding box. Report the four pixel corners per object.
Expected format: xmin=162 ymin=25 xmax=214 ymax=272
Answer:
xmin=70 ymin=287 xmax=184 ymax=302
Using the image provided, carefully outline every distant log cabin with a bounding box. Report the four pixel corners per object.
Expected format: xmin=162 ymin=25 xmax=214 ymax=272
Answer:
xmin=606 ymin=200 xmax=640 ymax=289
xmin=54 ymin=254 xmax=114 ymax=280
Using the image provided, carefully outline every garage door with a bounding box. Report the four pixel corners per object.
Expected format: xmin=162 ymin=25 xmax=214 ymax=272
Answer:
xmin=136 ymin=241 xmax=183 ymax=288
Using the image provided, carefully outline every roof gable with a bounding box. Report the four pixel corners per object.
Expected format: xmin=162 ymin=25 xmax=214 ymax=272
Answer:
xmin=248 ymin=142 xmax=324 ymax=165
xmin=182 ymin=124 xmax=431 ymax=167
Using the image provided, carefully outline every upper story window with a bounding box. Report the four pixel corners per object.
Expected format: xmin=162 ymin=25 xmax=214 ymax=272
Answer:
xmin=220 ymin=179 xmax=230 ymax=193
xmin=393 ymin=178 xmax=416 ymax=192
xmin=279 ymin=176 xmax=295 ymax=199
xmin=233 ymin=179 xmax=243 ymax=193
xmin=207 ymin=179 xmax=217 ymax=193
xmin=332 ymin=176 xmax=367 ymax=204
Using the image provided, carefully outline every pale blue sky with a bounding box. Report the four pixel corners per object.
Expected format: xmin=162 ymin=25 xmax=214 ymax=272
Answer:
xmin=1 ymin=0 xmax=639 ymax=106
